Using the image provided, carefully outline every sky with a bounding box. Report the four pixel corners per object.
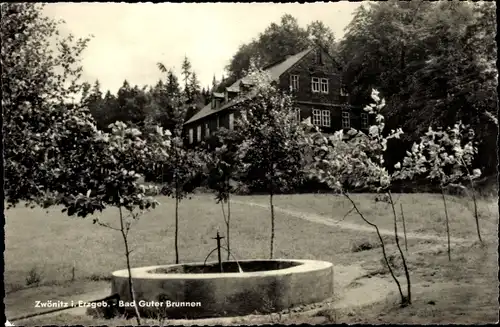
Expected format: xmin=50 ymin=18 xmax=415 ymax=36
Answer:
xmin=43 ymin=2 xmax=362 ymax=95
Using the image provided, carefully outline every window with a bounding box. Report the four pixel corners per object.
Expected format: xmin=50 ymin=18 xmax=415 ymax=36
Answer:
xmin=216 ymin=116 xmax=220 ymax=129
xmin=197 ymin=125 xmax=202 ymax=142
xmin=321 ymin=110 xmax=331 ymax=127
xmin=312 ymin=77 xmax=328 ymax=94
xmin=342 ymin=111 xmax=350 ymax=129
xmin=315 ymin=49 xmax=323 ymax=65
xmin=311 ymin=77 xmax=320 ymax=93
xmin=293 ymin=107 xmax=301 ymax=122
xmin=320 ymin=79 xmax=329 ymax=94
xmin=188 ymin=128 xmax=193 ymax=144
xmin=290 ymin=75 xmax=299 ymax=92
xmin=229 ymin=113 xmax=234 ymax=130
xmin=340 ymin=87 xmax=348 ymax=97
xmin=205 ymin=123 xmax=210 ymax=138
xmin=361 ymin=113 xmax=369 ymax=129
xmin=312 ymin=108 xmax=330 ymax=127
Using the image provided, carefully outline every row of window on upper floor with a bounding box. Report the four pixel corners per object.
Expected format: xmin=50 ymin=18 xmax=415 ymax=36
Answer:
xmin=307 ymin=109 xmax=368 ymax=129
xmin=212 ymin=75 xmax=347 ymax=111
xmin=290 ymin=75 xmax=348 ymax=96
xmin=188 ymin=109 xmax=368 ymax=144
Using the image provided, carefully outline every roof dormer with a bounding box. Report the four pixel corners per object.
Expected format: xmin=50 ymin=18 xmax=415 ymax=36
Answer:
xmin=225 ymin=86 xmax=239 ymax=102
xmin=211 ymin=92 xmax=224 ymax=109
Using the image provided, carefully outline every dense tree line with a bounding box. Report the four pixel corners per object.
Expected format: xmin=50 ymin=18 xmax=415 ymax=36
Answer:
xmin=338 ymin=1 xmax=497 ymax=177
xmin=82 ymin=58 xmax=211 ymax=133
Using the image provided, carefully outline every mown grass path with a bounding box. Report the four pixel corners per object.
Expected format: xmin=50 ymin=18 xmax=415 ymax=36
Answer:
xmin=233 ymin=200 xmax=472 ymax=244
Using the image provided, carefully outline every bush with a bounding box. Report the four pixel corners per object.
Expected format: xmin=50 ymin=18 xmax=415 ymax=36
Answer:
xmin=351 ymin=240 xmax=380 ymax=252
xmin=25 ymin=266 xmax=43 ymax=286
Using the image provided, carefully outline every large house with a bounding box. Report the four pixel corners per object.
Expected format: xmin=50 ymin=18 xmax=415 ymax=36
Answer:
xmin=184 ymin=46 xmax=368 ymax=145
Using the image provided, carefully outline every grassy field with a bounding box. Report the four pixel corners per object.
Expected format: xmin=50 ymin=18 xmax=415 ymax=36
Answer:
xmin=4 ymin=192 xmax=499 ymax=325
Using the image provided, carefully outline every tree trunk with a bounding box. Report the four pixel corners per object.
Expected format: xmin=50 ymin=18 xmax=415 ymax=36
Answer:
xmin=270 ymin=192 xmax=275 ymax=260
xmin=227 ymin=195 xmax=231 ymax=261
xmin=388 ymin=192 xmax=411 ymax=306
xmin=400 ymin=203 xmax=408 ymax=253
xmin=471 ymin=187 xmax=482 ymax=243
xmin=344 ymin=193 xmax=406 ymax=305
xmin=460 ymin=157 xmax=482 ymax=244
xmin=440 ymin=187 xmax=451 ymax=261
xmin=119 ymin=206 xmax=141 ymax=325
xmin=175 ymin=195 xmax=179 ymax=264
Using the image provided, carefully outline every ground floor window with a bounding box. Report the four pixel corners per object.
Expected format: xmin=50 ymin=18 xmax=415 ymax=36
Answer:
xmin=293 ymin=107 xmax=301 ymax=122
xmin=188 ymin=128 xmax=193 ymax=144
xmin=312 ymin=108 xmax=331 ymax=127
xmin=342 ymin=111 xmax=350 ymax=129
xmin=229 ymin=113 xmax=234 ymax=130
xmin=361 ymin=113 xmax=369 ymax=129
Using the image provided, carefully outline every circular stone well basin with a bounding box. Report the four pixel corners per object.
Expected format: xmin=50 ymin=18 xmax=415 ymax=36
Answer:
xmin=111 ymin=259 xmax=333 ymax=318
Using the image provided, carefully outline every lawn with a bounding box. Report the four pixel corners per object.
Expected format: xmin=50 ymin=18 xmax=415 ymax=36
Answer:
xmin=4 ymin=192 xmax=499 ymax=325
xmin=240 ymin=193 xmax=499 ymax=239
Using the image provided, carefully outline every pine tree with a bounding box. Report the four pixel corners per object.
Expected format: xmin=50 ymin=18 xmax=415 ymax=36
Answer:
xmin=86 ymin=80 xmax=104 ymax=127
xmin=181 ymin=56 xmax=192 ymax=96
xmin=166 ymin=70 xmax=181 ymax=97
xmin=189 ymin=71 xmax=201 ymax=99
xmin=212 ymin=75 xmax=218 ymax=93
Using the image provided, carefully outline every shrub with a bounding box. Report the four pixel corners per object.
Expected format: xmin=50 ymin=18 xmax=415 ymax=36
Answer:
xmin=351 ymin=240 xmax=380 ymax=253
xmin=25 ymin=266 xmax=43 ymax=286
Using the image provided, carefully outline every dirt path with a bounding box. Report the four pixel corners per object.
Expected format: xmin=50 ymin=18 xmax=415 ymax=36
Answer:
xmin=233 ymin=200 xmax=471 ymax=244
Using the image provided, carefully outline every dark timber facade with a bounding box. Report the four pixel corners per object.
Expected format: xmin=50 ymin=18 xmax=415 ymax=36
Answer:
xmin=184 ymin=46 xmax=367 ymax=146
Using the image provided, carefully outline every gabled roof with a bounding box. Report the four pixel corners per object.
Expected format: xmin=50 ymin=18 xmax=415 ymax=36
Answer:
xmin=226 ymin=85 xmax=240 ymax=93
xmin=185 ymin=47 xmax=314 ymax=125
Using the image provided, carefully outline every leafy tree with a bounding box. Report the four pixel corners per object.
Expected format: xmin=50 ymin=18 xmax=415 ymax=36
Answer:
xmin=100 ymin=90 xmax=120 ymax=130
xmin=306 ymin=90 xmax=411 ymax=307
xmin=80 ymin=122 xmax=168 ymax=324
xmin=144 ymin=80 xmax=168 ymax=128
xmin=83 ymin=80 xmax=107 ymax=129
xmin=224 ymin=14 xmax=339 ymax=85
xmin=152 ymin=62 xmax=203 ymax=264
xmin=2 ymin=5 xmax=172 ymax=324
xmin=155 ymin=136 xmax=202 ymax=264
xmin=306 ymin=20 xmax=336 ymax=53
xmin=116 ymin=81 xmax=150 ymax=126
xmin=203 ymin=128 xmax=243 ymax=260
xmin=225 ymin=14 xmax=311 ymax=81
xmin=1 ymin=3 xmax=174 ymax=324
xmin=235 ymin=68 xmax=308 ymax=259
xmin=2 ymin=2 xmax=90 ymax=207
xmin=1 ymin=3 xmax=91 ymax=109
xmin=257 ymin=14 xmax=310 ymax=65
xmin=394 ymin=122 xmax=483 ymax=250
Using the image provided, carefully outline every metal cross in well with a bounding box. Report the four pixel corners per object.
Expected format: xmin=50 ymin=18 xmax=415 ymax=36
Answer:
xmin=212 ymin=230 xmax=225 ymax=273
